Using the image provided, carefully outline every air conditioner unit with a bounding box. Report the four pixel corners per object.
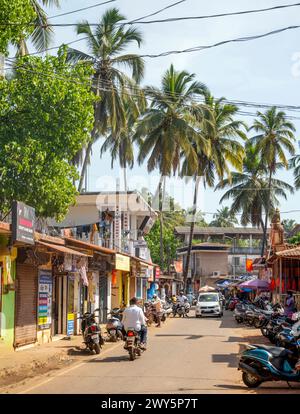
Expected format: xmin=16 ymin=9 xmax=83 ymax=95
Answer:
xmin=212 ymin=271 xmax=221 ymax=277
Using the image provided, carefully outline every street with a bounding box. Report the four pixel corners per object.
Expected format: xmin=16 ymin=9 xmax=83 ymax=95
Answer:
xmin=5 ymin=310 xmax=300 ymax=395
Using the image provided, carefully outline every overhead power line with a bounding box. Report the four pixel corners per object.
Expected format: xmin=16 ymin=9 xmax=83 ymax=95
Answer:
xmin=48 ymin=0 xmax=117 ymax=20
xmin=5 ymin=2 xmax=300 ymax=26
xmin=5 ymin=57 xmax=300 ymax=120
xmin=139 ymin=24 xmax=300 ymax=58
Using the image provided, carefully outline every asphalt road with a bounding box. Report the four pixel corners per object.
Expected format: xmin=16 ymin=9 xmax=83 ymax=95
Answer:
xmin=6 ymin=310 xmax=300 ymax=394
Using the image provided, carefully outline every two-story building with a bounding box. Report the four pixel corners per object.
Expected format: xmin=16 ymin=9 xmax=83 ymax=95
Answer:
xmin=175 ymin=226 xmax=270 ymax=277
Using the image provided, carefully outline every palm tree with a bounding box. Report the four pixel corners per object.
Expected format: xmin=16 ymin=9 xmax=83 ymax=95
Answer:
xmin=289 ymin=155 xmax=300 ymax=189
xmin=180 ymin=95 xmax=246 ymax=289
xmin=216 ymin=144 xmax=294 ymax=241
xmin=135 ymin=64 xmax=209 ymax=269
xmin=209 ymin=207 xmax=238 ymax=227
xmin=14 ymin=0 xmax=60 ymax=56
xmin=67 ymin=8 xmax=145 ymax=191
xmin=100 ymin=97 xmax=145 ymax=191
xmin=249 ymin=107 xmax=296 ymax=255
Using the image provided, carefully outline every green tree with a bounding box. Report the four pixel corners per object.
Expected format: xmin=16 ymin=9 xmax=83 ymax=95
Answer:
xmin=14 ymin=0 xmax=61 ymax=56
xmin=0 ymin=48 xmax=95 ymax=220
xmin=216 ymin=144 xmax=293 ymax=231
xmin=67 ymin=8 xmax=145 ymax=191
xmin=209 ymin=207 xmax=239 ymax=227
xmin=145 ymin=220 xmax=182 ymax=271
xmin=181 ymin=95 xmax=246 ymax=289
xmin=0 ymin=1 xmax=36 ymax=55
xmin=135 ymin=64 xmax=209 ymax=269
xmin=249 ymin=107 xmax=296 ymax=255
xmin=282 ymin=219 xmax=297 ymax=234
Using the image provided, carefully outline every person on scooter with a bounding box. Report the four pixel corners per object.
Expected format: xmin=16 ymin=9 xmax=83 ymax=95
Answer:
xmin=122 ymin=297 xmax=148 ymax=350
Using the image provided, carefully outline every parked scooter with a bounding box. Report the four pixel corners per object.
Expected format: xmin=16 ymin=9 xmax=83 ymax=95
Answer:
xmin=238 ymin=341 xmax=300 ymax=388
xmin=124 ymin=328 xmax=144 ymax=361
xmin=106 ymin=308 xmax=124 ymax=342
xmin=79 ymin=308 xmax=104 ymax=354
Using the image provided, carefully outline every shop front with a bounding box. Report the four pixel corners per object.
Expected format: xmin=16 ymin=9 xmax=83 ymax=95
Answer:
xmin=0 ymin=235 xmax=17 ymax=350
xmin=111 ymin=253 xmax=130 ymax=309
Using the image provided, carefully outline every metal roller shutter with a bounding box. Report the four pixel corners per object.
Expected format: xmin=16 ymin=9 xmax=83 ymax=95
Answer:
xmin=15 ymin=263 xmax=38 ymax=347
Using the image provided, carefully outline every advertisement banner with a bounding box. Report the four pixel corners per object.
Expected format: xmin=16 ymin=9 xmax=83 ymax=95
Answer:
xmin=38 ymin=271 xmax=52 ymax=330
xmin=67 ymin=313 xmax=74 ymax=336
xmin=12 ymin=201 xmax=35 ymax=245
xmin=115 ymin=254 xmax=130 ymax=272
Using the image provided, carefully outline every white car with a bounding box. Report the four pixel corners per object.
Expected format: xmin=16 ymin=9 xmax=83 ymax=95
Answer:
xmin=195 ymin=292 xmax=223 ymax=318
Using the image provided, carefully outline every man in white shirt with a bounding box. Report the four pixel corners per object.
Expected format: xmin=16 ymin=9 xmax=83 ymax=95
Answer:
xmin=177 ymin=290 xmax=188 ymax=304
xmin=122 ymin=297 xmax=148 ymax=349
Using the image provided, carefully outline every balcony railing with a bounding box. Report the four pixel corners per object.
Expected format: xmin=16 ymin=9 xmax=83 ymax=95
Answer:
xmin=229 ymin=247 xmax=261 ymax=255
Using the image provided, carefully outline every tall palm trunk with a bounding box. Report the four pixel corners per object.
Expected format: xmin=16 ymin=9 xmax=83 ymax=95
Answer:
xmin=123 ymin=166 xmax=128 ymax=192
xmin=78 ymin=129 xmax=96 ymax=192
xmin=261 ymin=168 xmax=273 ymax=257
xmin=159 ymin=177 xmax=164 ymax=270
xmin=183 ymin=176 xmax=201 ymax=291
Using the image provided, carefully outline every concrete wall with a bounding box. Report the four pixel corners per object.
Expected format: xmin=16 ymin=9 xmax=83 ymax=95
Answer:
xmin=194 ymin=251 xmax=228 ymax=277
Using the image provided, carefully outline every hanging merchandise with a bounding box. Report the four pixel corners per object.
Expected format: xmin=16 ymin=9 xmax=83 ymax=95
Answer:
xmin=112 ymin=269 xmax=117 ymax=286
xmin=77 ymin=257 xmax=88 ymax=286
xmin=88 ymin=272 xmax=96 ymax=303
xmin=64 ymin=254 xmax=72 ymax=272
xmin=276 ymin=277 xmax=280 ymax=287
xmin=270 ymin=278 xmax=276 ymax=291
xmin=292 ymin=278 xmax=297 ymax=291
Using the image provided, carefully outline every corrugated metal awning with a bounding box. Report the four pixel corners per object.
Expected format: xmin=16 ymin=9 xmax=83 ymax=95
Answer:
xmin=37 ymin=241 xmax=91 ymax=257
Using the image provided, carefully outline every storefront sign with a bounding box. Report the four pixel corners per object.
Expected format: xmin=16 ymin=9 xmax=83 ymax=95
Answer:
xmin=155 ymin=267 xmax=161 ymax=279
xmin=12 ymin=201 xmax=35 ymax=245
xmin=115 ymin=254 xmax=130 ymax=272
xmin=67 ymin=313 xmax=74 ymax=335
xmin=38 ymin=271 xmax=52 ymax=330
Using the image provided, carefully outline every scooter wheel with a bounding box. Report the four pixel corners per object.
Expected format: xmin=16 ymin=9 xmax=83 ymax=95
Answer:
xmin=242 ymin=372 xmax=262 ymax=388
xmin=129 ymin=348 xmax=136 ymax=361
xmin=94 ymin=344 xmax=101 ymax=354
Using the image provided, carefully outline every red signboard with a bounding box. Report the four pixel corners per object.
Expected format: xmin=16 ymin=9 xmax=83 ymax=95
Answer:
xmin=155 ymin=267 xmax=160 ymax=279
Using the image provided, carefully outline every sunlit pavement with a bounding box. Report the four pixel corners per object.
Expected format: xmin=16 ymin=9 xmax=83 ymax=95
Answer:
xmin=4 ymin=310 xmax=300 ymax=394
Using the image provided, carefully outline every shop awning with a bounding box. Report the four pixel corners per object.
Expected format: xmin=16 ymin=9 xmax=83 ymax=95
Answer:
xmin=37 ymin=241 xmax=91 ymax=257
xmin=64 ymin=236 xmax=116 ymax=255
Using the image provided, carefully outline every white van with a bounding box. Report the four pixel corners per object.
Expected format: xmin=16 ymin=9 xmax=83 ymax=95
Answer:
xmin=195 ymin=292 xmax=223 ymax=318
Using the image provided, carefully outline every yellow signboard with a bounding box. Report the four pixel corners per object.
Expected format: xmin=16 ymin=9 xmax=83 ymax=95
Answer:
xmin=115 ymin=254 xmax=130 ymax=272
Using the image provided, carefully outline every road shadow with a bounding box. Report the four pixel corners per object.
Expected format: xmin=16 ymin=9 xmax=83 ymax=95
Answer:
xmin=89 ymin=355 xmax=129 ymax=363
xmin=211 ymin=352 xmax=238 ymax=368
xmin=67 ymin=347 xmax=94 ymax=356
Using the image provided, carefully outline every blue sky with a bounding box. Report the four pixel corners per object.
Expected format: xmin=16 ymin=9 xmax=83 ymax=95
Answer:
xmin=26 ymin=0 xmax=300 ymax=223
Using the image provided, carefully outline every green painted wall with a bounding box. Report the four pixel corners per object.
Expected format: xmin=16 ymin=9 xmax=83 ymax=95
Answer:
xmin=0 ymin=250 xmax=16 ymax=349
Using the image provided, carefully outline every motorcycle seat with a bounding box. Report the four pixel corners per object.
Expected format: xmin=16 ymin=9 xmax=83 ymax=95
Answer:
xmin=253 ymin=344 xmax=292 ymax=358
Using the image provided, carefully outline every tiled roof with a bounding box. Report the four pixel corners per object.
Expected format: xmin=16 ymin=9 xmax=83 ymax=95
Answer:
xmin=276 ymin=247 xmax=300 ymax=258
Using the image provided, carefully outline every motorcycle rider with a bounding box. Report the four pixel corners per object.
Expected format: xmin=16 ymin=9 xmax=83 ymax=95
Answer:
xmin=177 ymin=290 xmax=188 ymax=304
xmin=122 ymin=297 xmax=148 ymax=350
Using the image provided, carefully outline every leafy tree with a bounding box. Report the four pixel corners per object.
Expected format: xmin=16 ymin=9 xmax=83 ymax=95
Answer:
xmin=249 ymin=107 xmax=296 ymax=255
xmin=216 ymin=144 xmax=293 ymax=230
xmin=14 ymin=0 xmax=61 ymax=56
xmin=67 ymin=8 xmax=145 ymax=191
xmin=282 ymin=219 xmax=297 ymax=234
xmin=181 ymin=95 xmax=246 ymax=288
xmin=145 ymin=220 xmax=182 ymax=271
xmin=0 ymin=1 xmax=36 ymax=55
xmin=209 ymin=206 xmax=239 ymax=227
xmin=135 ymin=64 xmax=209 ymax=269
xmin=0 ymin=48 xmax=95 ymax=220
xmin=288 ymin=233 xmax=300 ymax=244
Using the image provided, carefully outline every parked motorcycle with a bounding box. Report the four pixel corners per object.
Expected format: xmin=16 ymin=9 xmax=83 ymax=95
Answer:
xmin=106 ymin=308 xmax=124 ymax=342
xmin=125 ymin=328 xmax=144 ymax=361
xmin=238 ymin=342 xmax=300 ymax=388
xmin=79 ymin=308 xmax=104 ymax=354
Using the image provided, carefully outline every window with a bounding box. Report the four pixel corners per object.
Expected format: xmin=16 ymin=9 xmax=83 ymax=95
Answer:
xmin=233 ymin=257 xmax=240 ymax=266
xmin=136 ymin=278 xmax=143 ymax=299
